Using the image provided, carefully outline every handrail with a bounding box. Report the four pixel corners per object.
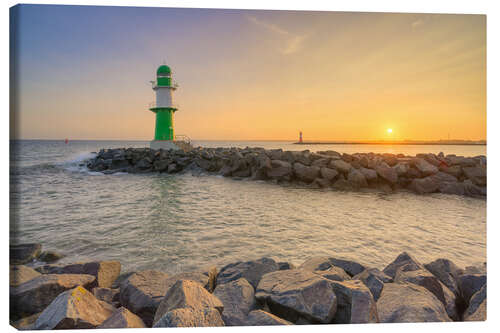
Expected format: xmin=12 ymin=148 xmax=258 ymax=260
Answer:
xmin=148 ymin=102 xmax=180 ymax=109
xmin=150 ymin=80 xmax=179 ymax=89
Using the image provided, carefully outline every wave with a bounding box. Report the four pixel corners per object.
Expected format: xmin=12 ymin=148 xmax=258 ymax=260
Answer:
xmin=11 ymin=151 xmax=97 ymax=176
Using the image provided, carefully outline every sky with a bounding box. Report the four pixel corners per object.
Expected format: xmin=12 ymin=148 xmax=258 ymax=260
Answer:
xmin=10 ymin=5 xmax=486 ymax=141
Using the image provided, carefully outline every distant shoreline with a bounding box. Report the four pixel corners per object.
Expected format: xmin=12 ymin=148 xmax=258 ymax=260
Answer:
xmin=295 ymin=142 xmax=486 ymax=146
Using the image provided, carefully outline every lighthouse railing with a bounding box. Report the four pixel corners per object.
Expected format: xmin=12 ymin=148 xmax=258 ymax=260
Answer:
xmin=148 ymin=102 xmax=180 ymax=109
xmin=174 ymin=135 xmax=191 ymax=144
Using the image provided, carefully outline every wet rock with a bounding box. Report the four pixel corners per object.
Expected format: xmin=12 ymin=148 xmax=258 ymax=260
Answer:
xmin=463 ymin=284 xmax=486 ymax=321
xmin=255 ymin=269 xmax=337 ymax=323
xmin=10 ymin=243 xmax=42 ymax=264
xmin=382 ymin=252 xmax=424 ymax=278
xmin=10 ymin=274 xmax=96 ymax=316
xmin=332 ymin=176 xmax=352 ymax=190
xmin=377 ymin=283 xmax=451 ymax=322
xmin=98 ymin=306 xmax=146 ymax=328
xmin=395 ymin=268 xmax=446 ymax=304
xmin=293 ymin=163 xmax=320 ymax=183
xmin=217 ymin=257 xmax=279 ymax=289
xmin=409 ymin=176 xmax=439 ymax=194
xmin=463 ymin=166 xmax=486 ymax=186
xmin=413 ymin=158 xmax=439 ymax=176
xmin=10 ymin=265 xmax=41 ymax=287
xmin=457 ymin=273 xmax=486 ymax=304
xmin=36 ymin=261 xmax=121 ymax=288
xmin=424 ymin=258 xmax=461 ymax=296
xmin=153 ymin=280 xmax=224 ymax=326
xmin=320 ymin=167 xmax=339 ymax=181
xmin=330 ymin=280 xmax=378 ymax=323
xmin=38 ymin=251 xmax=64 ymax=263
xmin=119 ymin=270 xmax=170 ymax=326
xmin=463 ymin=179 xmax=486 ymax=197
xmin=213 ymin=278 xmax=255 ymax=326
xmin=352 ymin=268 xmax=392 ymax=301
xmin=347 ymin=169 xmax=368 ymax=188
xmin=33 ymin=286 xmax=114 ymax=329
xmin=329 ymin=159 xmax=352 ymax=174
xmin=439 ymin=181 xmax=466 ymax=196
xmin=153 ymin=307 xmax=224 ymax=327
xmin=375 ymin=162 xmax=398 ymax=184
xmin=246 ymin=310 xmax=293 ymax=325
xmin=278 ymin=262 xmax=295 ymax=270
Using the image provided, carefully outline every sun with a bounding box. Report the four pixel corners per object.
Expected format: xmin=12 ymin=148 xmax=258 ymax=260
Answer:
xmin=387 ymin=128 xmax=393 ymax=134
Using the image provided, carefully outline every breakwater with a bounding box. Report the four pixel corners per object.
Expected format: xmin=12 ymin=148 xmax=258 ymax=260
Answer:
xmin=10 ymin=243 xmax=486 ymax=329
xmin=85 ymin=147 xmax=486 ymax=197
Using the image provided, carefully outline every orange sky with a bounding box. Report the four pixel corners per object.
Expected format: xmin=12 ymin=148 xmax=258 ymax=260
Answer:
xmin=12 ymin=7 xmax=486 ymax=141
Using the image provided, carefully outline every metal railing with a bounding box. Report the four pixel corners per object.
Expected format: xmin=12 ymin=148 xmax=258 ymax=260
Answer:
xmin=148 ymin=102 xmax=180 ymax=109
xmin=150 ymin=80 xmax=179 ymax=90
xmin=174 ymin=134 xmax=191 ymax=144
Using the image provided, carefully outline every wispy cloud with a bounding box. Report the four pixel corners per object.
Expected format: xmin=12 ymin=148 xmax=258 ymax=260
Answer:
xmin=411 ymin=19 xmax=424 ymax=30
xmin=247 ymin=15 xmax=307 ymax=55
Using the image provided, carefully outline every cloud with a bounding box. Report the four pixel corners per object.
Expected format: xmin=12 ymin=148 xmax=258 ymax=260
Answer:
xmin=411 ymin=19 xmax=424 ymax=29
xmin=247 ymin=15 xmax=307 ymax=55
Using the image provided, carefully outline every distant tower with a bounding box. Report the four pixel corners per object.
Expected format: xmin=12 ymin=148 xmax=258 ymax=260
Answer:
xmin=149 ymin=64 xmax=180 ymax=150
xmin=299 ymin=131 xmax=303 ymax=143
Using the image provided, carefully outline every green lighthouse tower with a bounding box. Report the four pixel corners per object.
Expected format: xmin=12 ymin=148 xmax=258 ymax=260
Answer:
xmin=149 ymin=64 xmax=180 ymax=150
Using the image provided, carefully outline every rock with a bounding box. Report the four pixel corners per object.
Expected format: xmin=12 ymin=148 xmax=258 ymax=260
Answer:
xmin=329 ymin=159 xmax=352 ymax=174
xmin=217 ymin=257 xmax=279 ymax=289
xmin=38 ymin=251 xmax=64 ymax=263
xmin=347 ymin=169 xmax=368 ymax=188
xmin=153 ymin=307 xmax=224 ymax=327
xmin=33 ymin=286 xmax=114 ymax=329
xmin=319 ymin=167 xmax=338 ymax=181
xmin=314 ymin=266 xmax=350 ymax=282
xmin=299 ymin=256 xmax=335 ymax=271
xmin=36 ymin=261 xmax=121 ymax=288
xmin=332 ymin=177 xmax=352 ymax=190
xmin=293 ymin=163 xmax=320 ymax=183
xmin=383 ymin=252 xmax=424 ymax=278
xmin=299 ymin=256 xmax=365 ymax=277
xmin=409 ymin=176 xmax=439 ymax=194
xmin=10 ymin=274 xmax=96 ymax=316
xmin=439 ymin=181 xmax=466 ymax=195
xmin=440 ymin=165 xmax=462 ymax=178
xmin=10 ymin=265 xmax=41 ymax=287
xmin=440 ymin=281 xmax=459 ymax=321
xmin=329 ymin=280 xmax=378 ymax=323
xmin=312 ymin=158 xmax=330 ymax=168
xmin=457 ymin=273 xmax=486 ymax=304
xmin=393 ymin=163 xmax=409 ymax=176
xmin=463 ymin=263 xmax=486 ymax=275
xmin=359 ymin=167 xmax=378 ymax=182
xmin=10 ymin=243 xmax=42 ymax=264
xmin=375 ymin=162 xmax=398 ymax=184
xmin=213 ymin=278 xmax=255 ymax=326
xmin=119 ymin=270 xmax=170 ymax=326
xmin=11 ymin=312 xmax=40 ymax=330
xmin=255 ymin=269 xmax=337 ymax=323
xmin=377 ymin=283 xmax=451 ymax=322
xmin=463 ymin=179 xmax=487 ymax=197
xmin=92 ymin=287 xmax=120 ymax=305
xmin=201 ymin=266 xmax=218 ymax=292
xmin=424 ymin=258 xmax=461 ymax=296
xmin=413 ymin=158 xmax=439 ymax=176
xmin=98 ymin=307 xmax=147 ymax=328
xmin=329 ymin=258 xmax=366 ymax=277
xmin=463 ymin=284 xmax=486 ymax=321
xmin=163 ymin=272 xmax=210 ymax=294
xmin=278 ymin=262 xmax=295 ymax=270
xmin=267 ymin=160 xmax=292 ymax=180
xmin=464 ymin=299 xmax=486 ymax=321
xmin=395 ymin=268 xmax=446 ymax=304
xmin=352 ymin=268 xmax=392 ymax=301
xmin=463 ymin=166 xmax=487 ymax=186
xmin=153 ymin=280 xmax=224 ymax=325
xmin=245 ymin=310 xmax=293 ymax=326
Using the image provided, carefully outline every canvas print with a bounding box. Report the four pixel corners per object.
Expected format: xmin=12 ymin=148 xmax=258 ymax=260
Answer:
xmin=9 ymin=4 xmax=486 ymax=329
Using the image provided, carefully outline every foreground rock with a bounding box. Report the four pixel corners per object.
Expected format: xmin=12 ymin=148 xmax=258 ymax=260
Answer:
xmin=153 ymin=280 xmax=224 ymax=326
xmin=377 ymin=283 xmax=451 ymax=322
xmin=10 ymin=265 xmax=41 ymax=287
xmin=10 ymin=274 xmax=95 ymax=317
xmin=33 ymin=286 xmax=114 ymax=329
xmin=352 ymin=268 xmax=392 ymax=301
xmin=10 ymin=243 xmax=42 ymax=264
xmin=330 ymin=280 xmax=378 ymax=323
xmin=424 ymin=258 xmax=462 ymax=296
xmin=217 ymin=257 xmax=279 ymax=289
xmin=255 ymin=269 xmax=337 ymax=323
xmin=36 ymin=261 xmax=121 ymax=288
xmin=153 ymin=307 xmax=224 ymax=327
xmin=98 ymin=307 xmax=146 ymax=328
xmin=213 ymin=278 xmax=256 ymax=326
xmin=299 ymin=256 xmax=365 ymax=277
xmin=38 ymin=250 xmax=64 ymax=263
xmin=246 ymin=310 xmax=293 ymax=326
xmin=457 ymin=273 xmax=487 ymax=305
xmin=382 ymin=252 xmax=425 ymax=278
xmin=119 ymin=270 xmax=170 ymax=326
xmin=464 ymin=285 xmax=486 ymax=321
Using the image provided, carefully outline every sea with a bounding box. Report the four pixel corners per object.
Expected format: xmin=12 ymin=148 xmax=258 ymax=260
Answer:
xmin=9 ymin=140 xmax=487 ymax=274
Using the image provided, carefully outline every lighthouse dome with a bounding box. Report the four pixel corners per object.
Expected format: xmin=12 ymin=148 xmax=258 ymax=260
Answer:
xmin=157 ymin=65 xmax=171 ymax=76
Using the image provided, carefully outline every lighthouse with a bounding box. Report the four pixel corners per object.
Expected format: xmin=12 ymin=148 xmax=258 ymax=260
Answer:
xmin=149 ymin=64 xmax=180 ymax=150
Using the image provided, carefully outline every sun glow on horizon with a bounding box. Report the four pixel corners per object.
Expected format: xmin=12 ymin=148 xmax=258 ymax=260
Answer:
xmin=387 ymin=128 xmax=393 ymax=134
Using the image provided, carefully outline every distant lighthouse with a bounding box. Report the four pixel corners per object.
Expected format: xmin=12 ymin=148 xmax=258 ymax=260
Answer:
xmin=149 ymin=64 xmax=180 ymax=150
xmin=299 ymin=131 xmax=303 ymax=143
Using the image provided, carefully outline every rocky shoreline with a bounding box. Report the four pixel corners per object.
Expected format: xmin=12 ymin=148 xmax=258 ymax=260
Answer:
xmin=10 ymin=243 xmax=486 ymax=329
xmin=85 ymin=147 xmax=486 ymax=197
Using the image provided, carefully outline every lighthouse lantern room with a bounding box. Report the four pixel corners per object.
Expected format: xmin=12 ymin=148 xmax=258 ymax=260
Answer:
xmin=149 ymin=64 xmax=180 ymax=150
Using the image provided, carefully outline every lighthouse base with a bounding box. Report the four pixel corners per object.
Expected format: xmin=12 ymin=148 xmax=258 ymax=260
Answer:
xmin=150 ymin=140 xmax=181 ymax=151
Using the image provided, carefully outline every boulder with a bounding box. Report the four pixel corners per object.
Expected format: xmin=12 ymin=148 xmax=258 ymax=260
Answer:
xmin=329 ymin=159 xmax=352 ymax=174
xmin=352 ymin=268 xmax=392 ymax=301
xmin=377 ymin=283 xmax=451 ymax=322
xmin=92 ymin=287 xmax=120 ymax=306
xmin=393 ymin=163 xmax=409 ymax=176
xmin=440 ymin=165 xmax=462 ymax=178
xmin=278 ymin=262 xmax=295 ymax=270
xmin=38 ymin=251 xmax=64 ymax=263
xmin=11 ymin=312 xmax=40 ymax=330
xmin=409 ymin=176 xmax=439 ymax=194
xmin=463 ymin=284 xmax=486 ymax=321
xmin=299 ymin=256 xmax=334 ymax=271
xmin=98 ymin=307 xmax=146 ymax=328
xmin=293 ymin=163 xmax=320 ymax=183
xmin=463 ymin=179 xmax=487 ymax=197
xmin=375 ymin=162 xmax=398 ymax=184
xmin=153 ymin=307 xmax=224 ymax=327
xmin=457 ymin=273 xmax=486 ymax=304
xmin=319 ymin=167 xmax=339 ymax=181
xmin=153 ymin=280 xmax=224 ymax=325
xmin=424 ymin=258 xmax=461 ymax=295
xmin=201 ymin=266 xmax=218 ymax=292
xmin=255 ymin=269 xmax=337 ymax=323
xmin=299 ymin=256 xmax=365 ymax=277
xmin=329 ymin=258 xmax=366 ymax=277
xmin=10 ymin=265 xmax=41 ymax=287
xmin=33 ymin=286 xmax=114 ymax=329
xmin=347 ymin=169 xmax=368 ymax=188
xmin=36 ymin=261 xmax=121 ymax=288
xmin=464 ymin=299 xmax=486 ymax=321
xmin=245 ymin=310 xmax=293 ymax=326
xmin=213 ymin=278 xmax=255 ymax=326
xmin=314 ymin=266 xmax=350 ymax=282
xmin=395 ymin=268 xmax=446 ymax=304
xmin=10 ymin=274 xmax=95 ymax=316
xmin=312 ymin=158 xmax=331 ymax=168
xmin=332 ymin=177 xmax=353 ymax=190
xmin=359 ymin=167 xmax=378 ymax=182
xmin=267 ymin=160 xmax=292 ymax=180
xmin=382 ymin=252 xmax=424 ymax=278
xmin=119 ymin=270 xmax=170 ymax=326
xmin=10 ymin=243 xmax=42 ymax=264
xmin=330 ymin=280 xmax=378 ymax=323
xmin=440 ymin=281 xmax=459 ymax=321
xmin=217 ymin=257 xmax=279 ymax=289
xmin=413 ymin=158 xmax=439 ymax=176
xmin=163 ymin=272 xmax=210 ymax=293
xmin=463 ymin=166 xmax=487 ymax=186
xmin=439 ymin=182 xmax=466 ymax=196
